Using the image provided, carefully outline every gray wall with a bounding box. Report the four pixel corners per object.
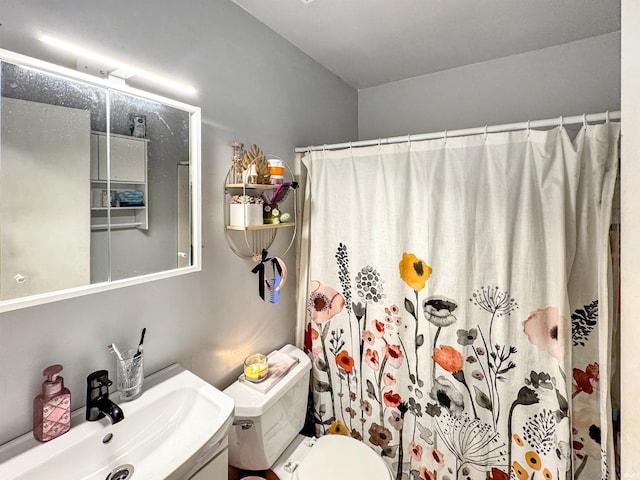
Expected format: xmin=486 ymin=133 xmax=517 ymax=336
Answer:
xmin=358 ymin=32 xmax=620 ymax=139
xmin=0 ymin=0 xmax=357 ymax=444
xmin=0 ymin=0 xmax=621 ymax=448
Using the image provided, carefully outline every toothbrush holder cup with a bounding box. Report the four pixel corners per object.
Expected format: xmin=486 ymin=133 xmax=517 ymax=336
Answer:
xmin=116 ymin=348 xmax=144 ymax=401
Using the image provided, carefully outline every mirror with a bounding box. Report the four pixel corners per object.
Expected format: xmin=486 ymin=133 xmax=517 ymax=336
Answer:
xmin=0 ymin=49 xmax=201 ymax=311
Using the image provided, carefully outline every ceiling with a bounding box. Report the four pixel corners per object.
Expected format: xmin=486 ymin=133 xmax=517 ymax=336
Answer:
xmin=231 ymin=0 xmax=620 ymax=89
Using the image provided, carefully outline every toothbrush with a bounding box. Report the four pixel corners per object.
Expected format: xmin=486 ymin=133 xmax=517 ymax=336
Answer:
xmin=135 ymin=328 xmax=146 ymax=357
xmin=108 ymin=343 xmax=124 ymax=361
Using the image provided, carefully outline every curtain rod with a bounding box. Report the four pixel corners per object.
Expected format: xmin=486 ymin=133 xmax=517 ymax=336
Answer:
xmin=294 ymin=110 xmax=621 ymax=153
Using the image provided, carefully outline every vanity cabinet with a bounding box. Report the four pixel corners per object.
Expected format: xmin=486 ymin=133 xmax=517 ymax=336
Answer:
xmin=189 ymin=447 xmax=228 ymax=479
xmin=90 ymin=132 xmax=149 ymax=230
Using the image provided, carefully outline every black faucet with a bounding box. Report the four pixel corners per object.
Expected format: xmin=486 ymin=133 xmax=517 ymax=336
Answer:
xmin=86 ymin=370 xmax=124 ymax=424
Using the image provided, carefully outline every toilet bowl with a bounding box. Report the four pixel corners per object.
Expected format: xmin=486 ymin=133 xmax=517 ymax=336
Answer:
xmin=224 ymin=345 xmax=393 ymax=480
xmin=272 ymin=434 xmax=392 ymax=480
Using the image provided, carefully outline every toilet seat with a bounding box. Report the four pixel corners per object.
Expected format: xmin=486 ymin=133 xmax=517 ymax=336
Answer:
xmin=293 ymin=435 xmax=392 ymax=480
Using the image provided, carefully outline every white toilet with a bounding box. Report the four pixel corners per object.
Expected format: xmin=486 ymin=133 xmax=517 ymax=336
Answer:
xmin=224 ymin=344 xmax=393 ymax=480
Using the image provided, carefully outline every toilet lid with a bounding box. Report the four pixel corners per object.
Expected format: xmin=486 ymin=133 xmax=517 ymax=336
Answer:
xmin=294 ymin=435 xmax=391 ymax=480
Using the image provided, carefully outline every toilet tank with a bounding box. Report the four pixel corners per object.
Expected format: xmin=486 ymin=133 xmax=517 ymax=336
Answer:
xmin=223 ymin=344 xmax=312 ymax=471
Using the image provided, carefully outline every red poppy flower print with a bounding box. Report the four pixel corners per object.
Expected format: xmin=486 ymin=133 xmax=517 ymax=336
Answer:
xmin=419 ymin=467 xmax=435 ymax=480
xmin=383 ymin=390 xmax=402 ymax=407
xmin=384 ymin=344 xmax=404 ymax=369
xmin=373 ymin=319 xmax=385 ymax=338
xmin=365 ymin=348 xmax=380 ymax=371
xmin=573 ymin=363 xmax=599 ymax=395
xmin=383 ymin=372 xmax=397 ymax=386
xmin=424 ymin=447 xmax=445 ymax=471
xmin=487 ymin=468 xmax=509 ymax=480
xmin=409 ymin=441 xmax=423 ymax=461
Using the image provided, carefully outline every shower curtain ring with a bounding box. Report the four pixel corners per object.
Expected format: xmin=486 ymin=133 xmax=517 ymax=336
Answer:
xmin=407 ymin=134 xmax=411 ymax=147
xmin=527 ymin=120 xmax=531 ymax=136
xmin=444 ymin=130 xmax=448 ymax=144
xmin=559 ymin=115 xmax=564 ymax=129
xmin=605 ymin=110 xmax=610 ymax=123
xmin=483 ymin=125 xmax=488 ymax=140
xmin=583 ymin=113 xmax=588 ymax=128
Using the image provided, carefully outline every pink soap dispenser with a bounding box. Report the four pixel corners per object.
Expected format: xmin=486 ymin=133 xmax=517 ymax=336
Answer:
xmin=33 ymin=364 xmax=71 ymax=442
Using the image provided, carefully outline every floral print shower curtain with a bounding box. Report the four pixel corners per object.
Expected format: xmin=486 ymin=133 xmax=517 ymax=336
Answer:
xmin=297 ymin=123 xmax=620 ymax=480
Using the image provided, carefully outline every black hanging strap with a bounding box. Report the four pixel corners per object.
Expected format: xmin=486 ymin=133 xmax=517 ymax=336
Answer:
xmin=251 ymin=249 xmax=283 ymax=301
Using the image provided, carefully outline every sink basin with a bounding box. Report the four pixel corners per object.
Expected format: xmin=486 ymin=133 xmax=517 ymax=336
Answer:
xmin=0 ymin=364 xmax=235 ymax=480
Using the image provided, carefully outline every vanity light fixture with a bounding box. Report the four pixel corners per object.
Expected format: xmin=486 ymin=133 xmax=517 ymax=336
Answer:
xmin=39 ymin=34 xmax=197 ymax=95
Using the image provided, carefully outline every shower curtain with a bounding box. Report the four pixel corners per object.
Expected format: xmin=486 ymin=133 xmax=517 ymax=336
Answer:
xmin=296 ymin=123 xmax=620 ymax=480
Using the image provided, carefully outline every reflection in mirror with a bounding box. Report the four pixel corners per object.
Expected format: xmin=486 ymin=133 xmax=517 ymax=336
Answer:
xmin=92 ymin=91 xmax=191 ymax=282
xmin=1 ymin=61 xmax=108 ymax=299
xmin=0 ymin=50 xmax=200 ymax=309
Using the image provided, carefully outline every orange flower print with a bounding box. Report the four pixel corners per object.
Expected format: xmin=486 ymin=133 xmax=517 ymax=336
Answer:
xmin=365 ymin=348 xmax=380 ymax=371
xmin=513 ymin=433 xmax=524 ymax=446
xmin=384 ymin=344 xmax=404 ymax=369
xmin=542 ymin=468 xmax=553 ymax=479
xmin=513 ymin=461 xmax=529 ymax=480
xmin=522 ymin=306 xmax=566 ymax=360
xmin=383 ymin=390 xmax=402 ymax=407
xmin=336 ymin=350 xmax=354 ymax=374
xmin=308 ymin=280 xmax=345 ymax=324
xmin=525 ymin=451 xmax=542 ymax=471
xmin=399 ymin=253 xmax=432 ymax=291
xmin=432 ymin=345 xmax=463 ymax=373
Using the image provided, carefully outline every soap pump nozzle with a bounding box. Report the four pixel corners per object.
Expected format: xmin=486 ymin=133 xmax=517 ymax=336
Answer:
xmin=42 ymin=364 xmax=64 ymax=397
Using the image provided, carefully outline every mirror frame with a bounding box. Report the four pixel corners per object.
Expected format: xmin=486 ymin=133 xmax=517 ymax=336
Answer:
xmin=0 ymin=48 xmax=202 ymax=313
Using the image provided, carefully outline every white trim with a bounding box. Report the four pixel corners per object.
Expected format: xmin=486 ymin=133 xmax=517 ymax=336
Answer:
xmin=0 ymin=266 xmax=199 ymax=313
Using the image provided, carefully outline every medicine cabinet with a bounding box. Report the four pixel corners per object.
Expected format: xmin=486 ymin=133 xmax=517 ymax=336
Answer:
xmin=0 ymin=48 xmax=201 ymax=312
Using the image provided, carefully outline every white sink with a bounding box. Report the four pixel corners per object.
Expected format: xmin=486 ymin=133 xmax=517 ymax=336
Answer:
xmin=0 ymin=364 xmax=235 ymax=480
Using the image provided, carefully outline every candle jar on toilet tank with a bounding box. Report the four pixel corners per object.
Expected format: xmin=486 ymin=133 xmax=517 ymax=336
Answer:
xmin=244 ymin=353 xmax=269 ymax=383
